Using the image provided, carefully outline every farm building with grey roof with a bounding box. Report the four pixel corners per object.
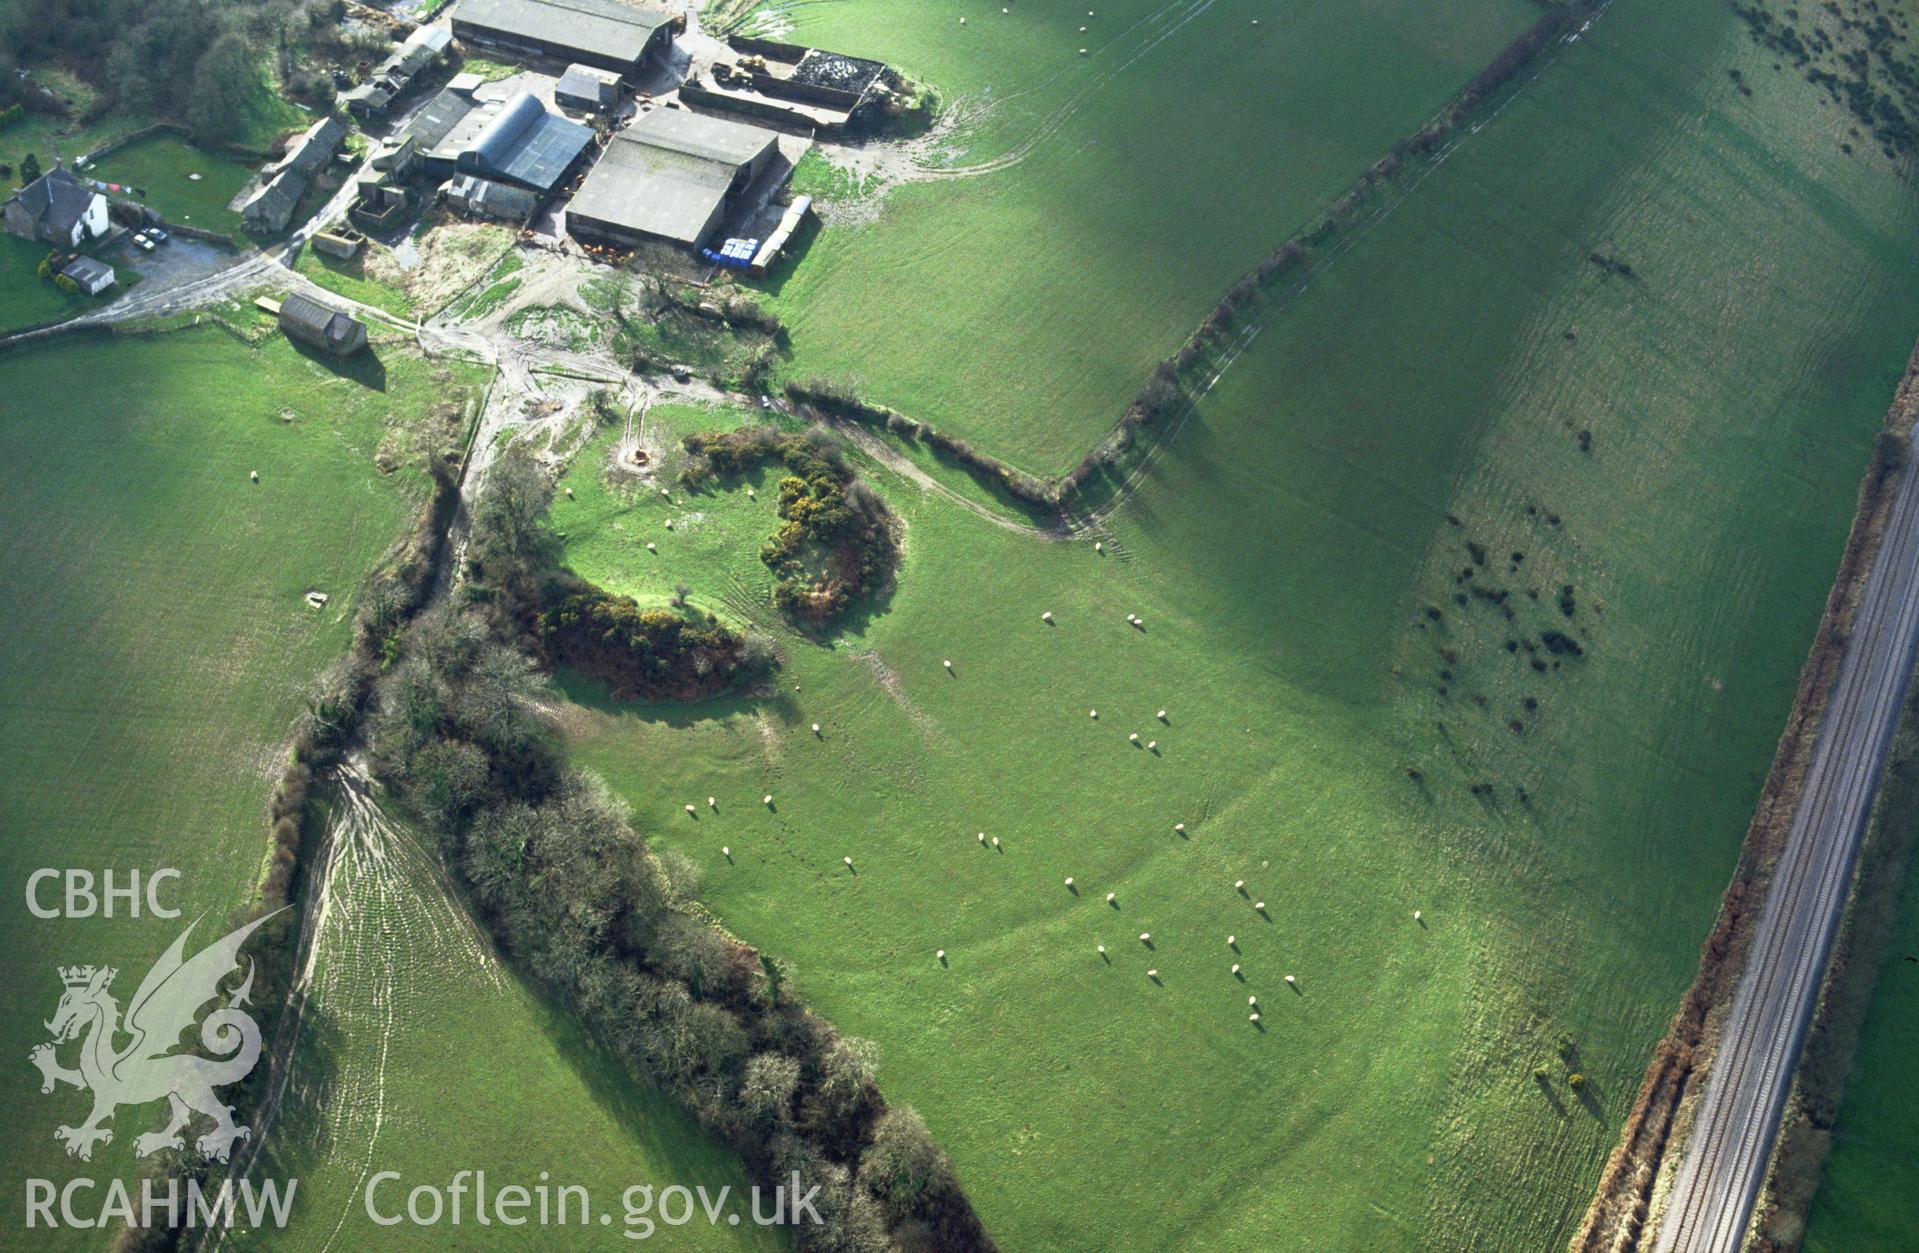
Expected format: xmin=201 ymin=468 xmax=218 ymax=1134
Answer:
xmin=451 ymin=0 xmax=680 ymax=76
xmin=278 ymin=292 xmax=368 ymax=356
xmin=566 ymin=108 xmax=779 ymax=250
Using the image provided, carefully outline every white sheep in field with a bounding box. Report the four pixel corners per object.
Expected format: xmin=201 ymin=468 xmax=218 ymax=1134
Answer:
xmin=249 ymin=470 xmax=259 ymax=482
xmin=1174 ymin=822 xmax=1186 ymax=833
xmin=1147 ymin=740 xmax=1157 ymax=750
xmin=1105 ymin=892 xmax=1116 ymax=903
xmin=1414 ymin=910 xmax=1422 ymax=922
xmin=1097 ymin=944 xmax=1106 ymax=955
xmin=1227 ymin=935 xmax=1236 ymax=946
xmin=1042 ymin=611 xmax=1053 ymax=622
xmin=978 ymin=832 xmax=987 ymax=844
xmin=811 ymin=722 xmax=821 ymax=735
xmin=685 ymin=804 xmax=696 ymax=814
xmin=943 ymin=659 xmax=953 ymax=670
xmin=1139 ymin=933 xmax=1151 ymax=943
xmin=991 ymin=836 xmax=1001 ymax=848
xmin=1230 ymin=963 xmax=1241 ymax=975
xmin=1129 ymin=733 xmax=1139 ymax=743
xmin=1255 ymin=901 xmax=1266 ymax=912
xmin=722 ymin=846 xmax=730 ymax=856
xmin=1126 ymin=613 xmax=1136 ymax=623
xmin=936 ymin=949 xmax=946 ymax=960
xmin=1235 ymin=879 xmax=1245 ymax=891
xmin=763 ymin=794 xmax=773 ymax=805
xmin=1063 ymin=877 xmax=1075 ymax=888
xmin=1146 ymin=968 xmax=1158 ymax=978
xmin=1089 ymin=709 xmax=1098 ymax=719
xmin=1095 ymin=541 xmax=1103 ymax=552
xmin=747 ymin=487 xmax=756 ymax=498
xmin=707 ymin=796 xmax=716 ymax=808
xmin=1249 ymin=1012 xmax=1260 ymax=1022
xmin=646 ymin=542 xmax=657 ymax=552
xmin=843 ymin=856 xmax=854 ymax=867
xmin=1157 ymin=709 xmax=1167 ymax=721
xmin=1285 ymin=974 xmax=1296 ymax=986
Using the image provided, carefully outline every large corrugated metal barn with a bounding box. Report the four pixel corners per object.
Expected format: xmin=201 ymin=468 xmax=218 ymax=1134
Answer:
xmin=451 ymin=0 xmax=679 ymax=76
xmin=566 ymin=108 xmax=779 ymax=251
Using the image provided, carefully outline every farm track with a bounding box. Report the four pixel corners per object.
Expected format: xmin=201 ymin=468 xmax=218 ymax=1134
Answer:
xmin=1654 ymin=428 xmax=1919 ymax=1252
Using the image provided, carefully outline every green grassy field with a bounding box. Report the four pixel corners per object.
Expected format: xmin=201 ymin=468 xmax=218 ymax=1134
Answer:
xmin=295 ymin=244 xmax=419 ymax=318
xmin=0 ymin=328 xmax=462 ymax=1238
xmin=248 ymin=794 xmax=782 ymax=1252
xmin=750 ymin=0 xmax=1541 ymax=476
xmin=88 ymin=131 xmax=255 ymax=234
xmin=0 ymin=330 xmax=772 ymax=1248
xmin=555 ymin=0 xmax=1919 ymax=1247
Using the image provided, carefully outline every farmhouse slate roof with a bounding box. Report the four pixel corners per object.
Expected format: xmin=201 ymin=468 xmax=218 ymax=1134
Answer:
xmin=6 ymin=167 xmax=99 ymax=238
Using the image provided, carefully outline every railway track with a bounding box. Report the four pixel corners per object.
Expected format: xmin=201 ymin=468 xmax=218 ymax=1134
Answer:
xmin=1654 ymin=428 xmax=1919 ymax=1252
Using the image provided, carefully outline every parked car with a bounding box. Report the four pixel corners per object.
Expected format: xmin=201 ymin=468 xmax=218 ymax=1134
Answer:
xmin=131 ymin=233 xmax=154 ymax=251
xmin=144 ymin=226 xmax=169 ymax=244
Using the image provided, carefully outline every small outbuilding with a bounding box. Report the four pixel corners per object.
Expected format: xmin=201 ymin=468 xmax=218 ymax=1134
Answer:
xmin=278 ymin=291 xmax=369 ymax=356
xmin=59 ymin=255 xmax=116 ymax=295
xmin=555 ymin=63 xmax=622 ymax=113
xmin=445 ymin=173 xmax=540 ymax=221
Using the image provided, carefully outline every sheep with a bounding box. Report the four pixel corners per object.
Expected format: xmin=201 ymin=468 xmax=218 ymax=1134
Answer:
xmin=1129 ymin=732 xmax=1139 ymax=743
xmin=1248 ymin=995 xmax=1258 ymax=1006
xmin=1126 ymin=613 xmax=1137 ymax=623
xmin=1146 ymin=968 xmax=1158 ymax=979
xmin=959 ymin=14 xmax=965 ymax=21
xmin=991 ymin=836 xmax=1001 ymax=848
xmin=249 ymin=470 xmax=259 ymax=483
xmin=843 ymin=856 xmax=854 ymax=867
xmin=722 ymin=846 xmax=731 ymax=857
xmin=1147 ymin=741 xmax=1157 ymax=750
xmin=1414 ymin=910 xmax=1422 ymax=922
xmin=1063 ymin=876 xmax=1075 ymax=888
xmin=685 ymin=803 xmax=696 ymax=814
xmin=1157 ymin=709 xmax=1168 ymax=721
xmin=664 ymin=519 xmax=674 ymax=530
xmin=1089 ymin=709 xmax=1098 ymax=719
xmin=1284 ymin=974 xmax=1296 ymax=985
xmin=1230 ymin=963 xmax=1241 ymax=975
xmin=811 ymin=722 xmax=821 ymax=735
xmin=1226 ymin=935 xmax=1236 ymax=946
xmin=1174 ymin=822 xmax=1186 ymax=833
xmin=978 ymin=832 xmax=987 ymax=844
xmin=746 ymin=487 xmax=756 ymax=498
xmin=1255 ymin=901 xmax=1266 ymax=912
xmin=936 ymin=949 xmax=946 ymax=960
xmin=1097 ymin=944 xmax=1106 ymax=954
xmin=763 ymin=794 xmax=774 ymax=805
xmin=564 ymin=486 xmax=574 ymax=498
xmin=1249 ymin=1012 xmax=1260 ymax=1022
xmin=1105 ymin=891 xmax=1116 ymax=903
xmin=1079 ymin=47 xmax=1087 ymax=54
xmin=1042 ymin=611 xmax=1054 ymax=622
xmin=1138 ymin=932 xmax=1151 ymax=943
xmin=1235 ymin=879 xmax=1245 ymax=891
xmin=707 ymin=796 xmax=716 ymax=808
xmin=646 ymin=542 xmax=657 ymax=552
xmin=943 ymin=659 xmax=953 ymax=670
xmin=1095 ymin=541 xmax=1103 ymax=552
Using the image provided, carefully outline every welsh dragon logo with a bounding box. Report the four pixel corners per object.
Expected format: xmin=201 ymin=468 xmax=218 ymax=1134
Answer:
xmin=29 ymin=913 xmax=278 ymax=1163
